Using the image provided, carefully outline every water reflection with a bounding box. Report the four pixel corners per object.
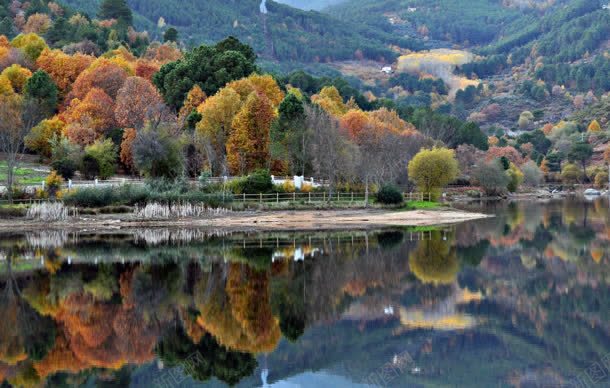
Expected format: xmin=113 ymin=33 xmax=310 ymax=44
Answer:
xmin=0 ymin=198 xmax=608 ymax=387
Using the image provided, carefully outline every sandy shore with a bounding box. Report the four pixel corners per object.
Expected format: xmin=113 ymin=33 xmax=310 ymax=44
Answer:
xmin=0 ymin=208 xmax=490 ymax=232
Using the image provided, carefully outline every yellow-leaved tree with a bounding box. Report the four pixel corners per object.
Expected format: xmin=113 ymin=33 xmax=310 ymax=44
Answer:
xmin=587 ymin=119 xmax=601 ymax=132
xmin=407 ymin=147 xmax=459 ymax=200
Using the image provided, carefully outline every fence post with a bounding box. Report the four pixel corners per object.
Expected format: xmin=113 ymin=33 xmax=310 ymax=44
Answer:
xmin=308 ymin=191 xmax=311 ymax=203
xmin=259 ymin=192 xmax=262 ymax=203
xmin=323 ymin=191 xmax=326 ymax=202
xmin=293 ymin=192 xmax=296 ymax=202
xmin=243 ymin=193 xmax=245 ymax=203
xmin=276 ymin=192 xmax=279 ymax=203
xmin=95 ymin=178 xmax=98 ymax=187
xmin=68 ymin=179 xmax=72 ymax=190
xmin=41 ymin=180 xmax=45 ymax=191
xmin=351 ymin=192 xmax=354 ymax=202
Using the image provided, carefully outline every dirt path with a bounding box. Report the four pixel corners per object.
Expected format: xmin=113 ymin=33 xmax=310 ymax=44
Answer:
xmin=0 ymin=208 xmax=491 ymax=232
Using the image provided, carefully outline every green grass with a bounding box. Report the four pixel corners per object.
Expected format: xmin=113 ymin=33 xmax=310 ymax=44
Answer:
xmin=0 ymin=161 xmax=47 ymax=185
xmin=404 ymin=200 xmax=445 ymax=210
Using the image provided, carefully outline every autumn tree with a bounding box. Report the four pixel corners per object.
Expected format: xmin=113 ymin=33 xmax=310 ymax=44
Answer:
xmin=114 ymin=76 xmax=163 ymax=129
xmin=11 ymin=33 xmax=48 ymax=62
xmin=119 ymin=128 xmax=137 ymax=173
xmin=0 ymin=64 xmax=31 ymax=93
xmin=36 ymin=49 xmax=94 ymax=96
xmin=178 ymin=85 xmax=207 ymax=126
xmin=225 ymin=74 xmax=284 ymax=108
xmin=25 ymin=117 xmax=64 ymax=157
xmin=227 ymin=92 xmax=275 ymax=175
xmin=62 ymin=88 xmax=116 ymax=145
xmin=587 ymin=120 xmax=601 ymax=133
xmin=23 ymin=13 xmax=52 ymax=34
xmin=195 ymin=87 xmax=242 ymax=175
xmin=311 ymin=86 xmax=348 ymax=116
xmin=408 ymin=147 xmax=459 ymax=200
xmin=69 ymin=58 xmax=130 ymax=101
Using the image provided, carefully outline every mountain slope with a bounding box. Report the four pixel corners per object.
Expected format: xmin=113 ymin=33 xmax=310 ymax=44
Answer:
xmin=59 ymin=0 xmax=422 ymax=63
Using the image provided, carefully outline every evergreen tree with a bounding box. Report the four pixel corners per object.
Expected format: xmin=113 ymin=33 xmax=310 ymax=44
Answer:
xmin=163 ymin=27 xmax=178 ymax=43
xmin=24 ymin=70 xmax=58 ymax=118
xmin=98 ymin=0 xmax=133 ymax=26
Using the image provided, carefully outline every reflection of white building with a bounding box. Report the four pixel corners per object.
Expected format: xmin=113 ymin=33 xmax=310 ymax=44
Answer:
xmin=381 ymin=66 xmax=393 ymax=74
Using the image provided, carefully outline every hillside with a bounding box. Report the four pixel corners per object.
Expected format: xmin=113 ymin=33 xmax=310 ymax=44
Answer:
xmin=58 ymin=0 xmax=422 ymax=63
xmin=275 ymin=0 xmax=346 ymax=11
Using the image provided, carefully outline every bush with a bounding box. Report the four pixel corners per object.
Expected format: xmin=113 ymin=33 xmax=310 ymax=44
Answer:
xmin=51 ymin=158 xmax=77 ymax=180
xmin=62 ymin=184 xmax=232 ymax=208
xmin=45 ymin=170 xmax=63 ymax=198
xmin=376 ymin=184 xmax=404 ymax=205
xmin=0 ymin=205 xmax=27 ymax=218
xmin=81 ymin=155 xmax=100 ymax=180
xmin=230 ymin=169 xmax=273 ymax=194
xmin=63 ymin=185 xmax=149 ymax=208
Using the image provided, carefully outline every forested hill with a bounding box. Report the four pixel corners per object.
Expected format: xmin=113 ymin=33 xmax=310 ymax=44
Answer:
xmin=328 ymin=0 xmax=610 ymax=92
xmin=275 ymin=0 xmax=346 ymax=11
xmin=58 ymin=0 xmax=421 ymax=63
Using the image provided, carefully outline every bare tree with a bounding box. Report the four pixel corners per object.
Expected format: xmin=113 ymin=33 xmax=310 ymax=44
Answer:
xmin=0 ymin=96 xmax=44 ymax=203
xmin=356 ymin=126 xmax=427 ymax=205
xmin=305 ymin=105 xmax=358 ymax=201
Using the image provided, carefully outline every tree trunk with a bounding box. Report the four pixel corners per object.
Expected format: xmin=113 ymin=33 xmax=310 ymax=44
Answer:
xmin=364 ymin=177 xmax=369 ymax=208
xmin=6 ymin=158 xmax=14 ymax=204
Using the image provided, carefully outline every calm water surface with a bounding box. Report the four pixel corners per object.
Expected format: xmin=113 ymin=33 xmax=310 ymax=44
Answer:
xmin=0 ymin=198 xmax=609 ymax=387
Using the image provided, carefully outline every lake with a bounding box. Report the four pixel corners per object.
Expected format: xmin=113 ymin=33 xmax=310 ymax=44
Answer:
xmin=0 ymin=198 xmax=608 ymax=387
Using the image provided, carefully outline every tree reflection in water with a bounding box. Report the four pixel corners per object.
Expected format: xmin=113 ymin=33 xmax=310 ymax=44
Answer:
xmin=0 ymin=198 xmax=608 ymax=386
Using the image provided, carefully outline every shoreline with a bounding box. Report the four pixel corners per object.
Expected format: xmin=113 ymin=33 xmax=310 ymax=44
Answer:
xmin=0 ymin=208 xmax=491 ymax=233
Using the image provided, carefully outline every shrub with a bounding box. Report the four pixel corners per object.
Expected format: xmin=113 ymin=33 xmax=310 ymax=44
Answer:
xmin=63 ymin=185 xmax=148 ymax=208
xmin=0 ymin=205 xmax=27 ymax=218
xmin=51 ymin=158 xmax=77 ymax=180
xmin=230 ymin=169 xmax=273 ymax=194
xmin=45 ymin=170 xmax=63 ymax=198
xmin=84 ymin=138 xmax=117 ymax=179
xmin=301 ymin=183 xmax=313 ymax=193
xmin=376 ymin=184 xmax=404 ymax=205
xmin=282 ymin=180 xmax=295 ymax=193
xmin=81 ymin=154 xmax=100 ymax=180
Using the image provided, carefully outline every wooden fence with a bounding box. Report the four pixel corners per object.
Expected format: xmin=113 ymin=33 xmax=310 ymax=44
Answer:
xmin=1 ymin=192 xmax=433 ymax=205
